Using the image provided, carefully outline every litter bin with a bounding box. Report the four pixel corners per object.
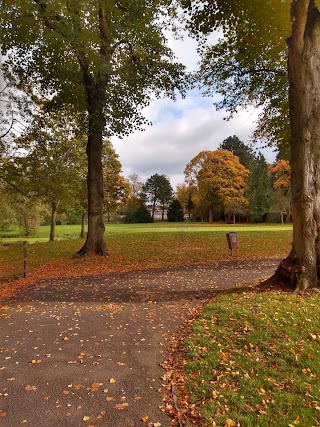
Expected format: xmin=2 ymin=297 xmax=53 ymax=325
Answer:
xmin=226 ymin=232 xmax=239 ymax=256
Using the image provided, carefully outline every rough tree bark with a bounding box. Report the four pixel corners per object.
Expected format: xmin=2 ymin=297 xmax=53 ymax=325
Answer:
xmin=267 ymin=0 xmax=320 ymax=290
xmin=76 ymin=84 xmax=108 ymax=256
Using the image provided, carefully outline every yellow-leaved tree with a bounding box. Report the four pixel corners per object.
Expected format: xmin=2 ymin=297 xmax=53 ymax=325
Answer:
xmin=270 ymin=160 xmax=291 ymax=191
xmin=184 ymin=149 xmax=249 ymax=223
xmin=269 ymin=160 xmax=291 ymax=224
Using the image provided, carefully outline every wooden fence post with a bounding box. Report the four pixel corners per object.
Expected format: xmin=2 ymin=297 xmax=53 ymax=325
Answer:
xmin=23 ymin=241 xmax=28 ymax=278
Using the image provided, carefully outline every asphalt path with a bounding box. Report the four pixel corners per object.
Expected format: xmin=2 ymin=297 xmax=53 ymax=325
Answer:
xmin=0 ymin=258 xmax=280 ymax=427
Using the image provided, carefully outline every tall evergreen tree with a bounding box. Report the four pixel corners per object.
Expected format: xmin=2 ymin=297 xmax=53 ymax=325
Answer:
xmin=219 ymin=135 xmax=255 ymax=170
xmin=143 ymin=174 xmax=173 ymax=220
xmin=249 ymin=153 xmax=271 ymax=222
xmin=167 ymin=199 xmax=184 ymax=222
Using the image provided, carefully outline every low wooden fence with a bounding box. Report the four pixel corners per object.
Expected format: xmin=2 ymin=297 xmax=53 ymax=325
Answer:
xmin=0 ymin=241 xmax=28 ymax=280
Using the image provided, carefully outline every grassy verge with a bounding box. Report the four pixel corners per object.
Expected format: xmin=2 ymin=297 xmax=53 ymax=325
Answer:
xmin=0 ymin=222 xmax=293 ymax=242
xmin=0 ymin=224 xmax=291 ymax=275
xmin=0 ymin=223 xmax=292 ymax=298
xmin=183 ymin=292 xmax=320 ymax=427
xmin=0 ymin=224 xmax=84 ymax=243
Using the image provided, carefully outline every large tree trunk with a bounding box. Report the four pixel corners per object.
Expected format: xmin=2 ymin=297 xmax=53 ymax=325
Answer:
xmin=267 ymin=0 xmax=320 ymax=290
xmin=77 ymin=82 xmax=108 ymax=256
xmin=49 ymin=201 xmax=59 ymax=242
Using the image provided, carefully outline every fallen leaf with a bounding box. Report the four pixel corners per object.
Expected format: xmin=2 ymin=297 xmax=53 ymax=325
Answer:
xmin=74 ymin=384 xmax=83 ymax=390
xmin=24 ymin=385 xmax=36 ymax=392
xmin=141 ymin=415 xmax=149 ymax=422
xmin=0 ymin=411 xmax=7 ymax=417
xmin=114 ymin=402 xmax=129 ymax=410
xmin=109 ymin=378 xmax=117 ymax=384
xmin=225 ymin=420 xmax=236 ymax=427
xmin=82 ymin=415 xmax=91 ymax=421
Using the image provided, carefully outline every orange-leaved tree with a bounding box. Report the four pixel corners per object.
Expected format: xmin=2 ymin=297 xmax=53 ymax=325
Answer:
xmin=184 ymin=149 xmax=249 ymax=223
xmin=270 ymin=160 xmax=291 ymax=191
xmin=269 ymin=159 xmax=291 ymax=223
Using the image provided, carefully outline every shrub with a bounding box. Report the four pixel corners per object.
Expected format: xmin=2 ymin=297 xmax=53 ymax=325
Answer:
xmin=167 ymin=199 xmax=184 ymax=222
xmin=135 ymin=204 xmax=153 ymax=223
xmin=123 ymin=197 xmax=153 ymax=223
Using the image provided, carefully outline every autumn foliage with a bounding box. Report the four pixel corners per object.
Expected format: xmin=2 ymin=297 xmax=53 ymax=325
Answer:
xmin=184 ymin=150 xmax=249 ymax=222
xmin=269 ymin=160 xmax=291 ymax=190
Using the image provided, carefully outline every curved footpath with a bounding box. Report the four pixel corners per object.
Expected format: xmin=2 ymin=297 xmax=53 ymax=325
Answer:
xmin=0 ymin=258 xmax=280 ymax=427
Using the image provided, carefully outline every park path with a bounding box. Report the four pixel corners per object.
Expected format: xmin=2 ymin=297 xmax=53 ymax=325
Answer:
xmin=0 ymin=258 xmax=280 ymax=427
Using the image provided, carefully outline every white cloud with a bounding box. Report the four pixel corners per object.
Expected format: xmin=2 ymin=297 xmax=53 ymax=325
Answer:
xmin=112 ymin=31 xmax=277 ymax=190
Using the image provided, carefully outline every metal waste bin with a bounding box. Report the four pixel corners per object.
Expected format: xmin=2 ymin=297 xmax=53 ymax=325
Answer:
xmin=226 ymin=232 xmax=239 ymax=256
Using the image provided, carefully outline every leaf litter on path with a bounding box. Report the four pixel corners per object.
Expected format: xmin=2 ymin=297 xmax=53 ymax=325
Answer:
xmin=0 ymin=258 xmax=280 ymax=426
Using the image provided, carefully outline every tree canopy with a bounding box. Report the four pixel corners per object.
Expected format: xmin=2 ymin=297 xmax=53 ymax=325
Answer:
xmin=180 ymin=0 xmax=320 ymax=290
xmin=181 ymin=0 xmax=291 ymax=149
xmin=143 ymin=174 xmax=173 ymax=220
xmin=219 ymin=135 xmax=255 ymax=170
xmin=185 ymin=149 xmax=249 ymax=222
xmin=0 ymin=105 xmax=87 ymax=240
xmin=1 ymin=1 xmax=186 ymax=134
xmin=102 ymin=141 xmax=130 ymax=222
xmin=167 ymin=199 xmax=184 ymax=222
xmin=0 ymin=0 xmax=187 ymax=255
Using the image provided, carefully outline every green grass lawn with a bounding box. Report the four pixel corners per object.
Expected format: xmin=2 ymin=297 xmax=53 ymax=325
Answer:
xmin=0 ymin=223 xmax=292 ymax=281
xmin=184 ymin=292 xmax=320 ymax=427
xmin=0 ymin=222 xmax=293 ymax=243
xmin=0 ymin=224 xmax=85 ymax=243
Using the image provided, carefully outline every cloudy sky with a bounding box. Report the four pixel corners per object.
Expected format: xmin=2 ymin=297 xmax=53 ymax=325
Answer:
xmin=112 ymin=32 xmax=277 ymax=189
